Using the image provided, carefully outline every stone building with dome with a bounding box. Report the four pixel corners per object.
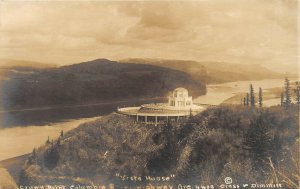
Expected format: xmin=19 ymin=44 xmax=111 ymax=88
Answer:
xmin=117 ymin=87 xmax=203 ymax=125
xmin=168 ymin=88 xmax=193 ymax=109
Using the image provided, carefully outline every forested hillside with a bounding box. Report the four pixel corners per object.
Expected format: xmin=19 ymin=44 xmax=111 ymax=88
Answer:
xmin=19 ymin=105 xmax=299 ymax=188
xmin=1 ymin=59 xmax=206 ymax=109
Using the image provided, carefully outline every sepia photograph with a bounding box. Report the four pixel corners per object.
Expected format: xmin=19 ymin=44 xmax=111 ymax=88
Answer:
xmin=0 ymin=0 xmax=299 ymax=189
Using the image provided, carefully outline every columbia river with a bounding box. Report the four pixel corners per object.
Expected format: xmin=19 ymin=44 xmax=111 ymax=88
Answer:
xmin=0 ymin=78 xmax=290 ymax=161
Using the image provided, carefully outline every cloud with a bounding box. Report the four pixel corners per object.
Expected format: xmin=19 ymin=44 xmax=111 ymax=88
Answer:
xmin=0 ymin=0 xmax=297 ymax=72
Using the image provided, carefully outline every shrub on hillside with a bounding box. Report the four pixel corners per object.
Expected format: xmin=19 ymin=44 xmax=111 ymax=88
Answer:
xmin=19 ymin=105 xmax=299 ymax=188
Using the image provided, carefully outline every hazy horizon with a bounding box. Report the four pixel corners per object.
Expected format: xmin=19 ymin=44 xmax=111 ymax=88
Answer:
xmin=0 ymin=0 xmax=298 ymax=73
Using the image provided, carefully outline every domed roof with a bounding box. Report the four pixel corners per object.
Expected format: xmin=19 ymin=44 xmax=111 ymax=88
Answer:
xmin=174 ymin=87 xmax=188 ymax=92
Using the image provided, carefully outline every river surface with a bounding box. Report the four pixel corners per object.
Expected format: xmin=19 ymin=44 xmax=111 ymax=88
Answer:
xmin=194 ymin=78 xmax=289 ymax=106
xmin=0 ymin=79 xmax=290 ymax=161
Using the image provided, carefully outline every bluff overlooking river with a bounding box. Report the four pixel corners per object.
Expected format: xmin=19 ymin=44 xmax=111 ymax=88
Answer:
xmin=19 ymin=105 xmax=299 ymax=187
xmin=0 ymin=59 xmax=295 ymax=188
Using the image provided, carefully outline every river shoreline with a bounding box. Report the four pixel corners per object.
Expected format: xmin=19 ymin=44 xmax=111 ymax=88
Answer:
xmin=0 ymin=97 xmax=167 ymax=113
xmin=0 ymin=78 xmax=296 ymax=189
xmin=0 ymin=117 xmax=101 ymax=161
xmin=0 ymin=78 xmax=294 ymax=162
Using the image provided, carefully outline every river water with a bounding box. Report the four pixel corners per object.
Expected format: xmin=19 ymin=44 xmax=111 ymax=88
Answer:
xmin=0 ymin=99 xmax=162 ymax=160
xmin=194 ymin=78 xmax=288 ymax=106
xmin=0 ymin=78 xmax=291 ymax=161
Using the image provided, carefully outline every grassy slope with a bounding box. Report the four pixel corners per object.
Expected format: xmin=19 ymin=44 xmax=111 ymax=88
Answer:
xmin=19 ymin=105 xmax=299 ymax=188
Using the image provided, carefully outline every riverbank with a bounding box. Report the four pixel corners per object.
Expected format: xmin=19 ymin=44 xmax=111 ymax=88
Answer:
xmin=0 ymin=167 xmax=18 ymax=188
xmin=0 ymin=79 xmax=290 ymax=161
xmin=0 ymin=117 xmax=100 ymax=161
xmin=221 ymin=88 xmax=282 ymax=106
xmin=0 ymin=97 xmax=166 ymax=113
xmin=195 ymin=79 xmax=297 ymax=106
xmin=0 ymin=97 xmax=166 ymax=128
xmin=0 ymin=154 xmax=29 ymax=187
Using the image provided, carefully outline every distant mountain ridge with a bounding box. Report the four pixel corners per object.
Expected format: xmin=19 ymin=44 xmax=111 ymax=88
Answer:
xmin=0 ymin=59 xmax=56 ymax=81
xmin=1 ymin=57 xmax=285 ymax=109
xmin=0 ymin=59 xmax=56 ymax=69
xmin=1 ymin=59 xmax=206 ymax=108
xmin=121 ymin=58 xmax=283 ymax=83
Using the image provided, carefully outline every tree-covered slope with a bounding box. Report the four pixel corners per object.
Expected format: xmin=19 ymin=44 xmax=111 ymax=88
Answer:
xmin=1 ymin=59 xmax=206 ymax=109
xmin=19 ymin=105 xmax=299 ymax=188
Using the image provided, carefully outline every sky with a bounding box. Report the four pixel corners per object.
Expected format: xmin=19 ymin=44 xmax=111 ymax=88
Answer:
xmin=0 ymin=0 xmax=298 ymax=73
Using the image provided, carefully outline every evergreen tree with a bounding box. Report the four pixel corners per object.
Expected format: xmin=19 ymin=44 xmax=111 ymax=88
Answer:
xmin=280 ymin=93 xmax=284 ymax=106
xmin=57 ymin=138 xmax=61 ymax=146
xmin=46 ymin=136 xmax=50 ymax=145
xmin=44 ymin=146 xmax=59 ymax=170
xmin=159 ymin=121 xmax=178 ymax=170
xmin=244 ymin=115 xmax=272 ymax=178
xmin=28 ymin=148 xmax=37 ymax=164
xmin=250 ymin=84 xmax=255 ymax=107
xmin=272 ymin=133 xmax=284 ymax=167
xmin=246 ymin=93 xmax=249 ymax=106
xmin=284 ymin=77 xmax=291 ymax=107
xmin=258 ymin=87 xmax=263 ymax=107
xmin=32 ymin=148 xmax=36 ymax=158
xmin=294 ymin=81 xmax=300 ymax=104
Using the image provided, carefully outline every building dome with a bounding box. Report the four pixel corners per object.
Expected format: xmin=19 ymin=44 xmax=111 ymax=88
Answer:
xmin=172 ymin=88 xmax=189 ymax=98
xmin=168 ymin=87 xmax=192 ymax=109
xmin=174 ymin=87 xmax=188 ymax=92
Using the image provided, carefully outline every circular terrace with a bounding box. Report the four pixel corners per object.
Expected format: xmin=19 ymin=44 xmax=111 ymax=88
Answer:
xmin=117 ymin=88 xmax=204 ymax=125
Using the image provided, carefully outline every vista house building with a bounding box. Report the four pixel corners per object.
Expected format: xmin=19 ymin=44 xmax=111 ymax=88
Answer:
xmin=117 ymin=88 xmax=203 ymax=125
